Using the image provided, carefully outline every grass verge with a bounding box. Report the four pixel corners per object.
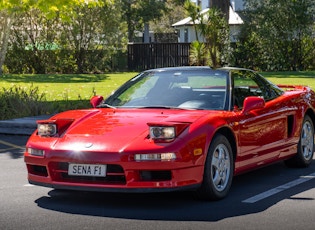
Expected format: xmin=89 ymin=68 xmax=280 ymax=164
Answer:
xmin=0 ymin=71 xmax=314 ymax=120
xmin=262 ymin=71 xmax=315 ymax=89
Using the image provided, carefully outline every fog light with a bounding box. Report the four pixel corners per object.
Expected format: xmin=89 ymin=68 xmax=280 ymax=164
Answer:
xmin=27 ymin=147 xmax=45 ymax=156
xmin=134 ymin=153 xmax=176 ymax=161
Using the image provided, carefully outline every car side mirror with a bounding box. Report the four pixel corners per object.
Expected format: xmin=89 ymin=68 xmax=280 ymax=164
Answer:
xmin=242 ymin=96 xmax=265 ymax=114
xmin=90 ymin=95 xmax=104 ymax=108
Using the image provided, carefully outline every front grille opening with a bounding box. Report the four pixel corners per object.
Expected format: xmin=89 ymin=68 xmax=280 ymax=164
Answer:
xmin=61 ymin=174 xmax=126 ymax=184
xmin=140 ymin=170 xmax=172 ymax=181
xmin=52 ymin=162 xmax=126 ymax=185
xmin=28 ymin=165 xmax=48 ymax=177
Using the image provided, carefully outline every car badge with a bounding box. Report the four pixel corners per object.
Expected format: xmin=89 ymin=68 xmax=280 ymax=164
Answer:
xmin=85 ymin=143 xmax=93 ymax=148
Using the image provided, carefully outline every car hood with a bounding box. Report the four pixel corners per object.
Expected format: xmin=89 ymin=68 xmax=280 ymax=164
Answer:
xmin=42 ymin=108 xmax=212 ymax=152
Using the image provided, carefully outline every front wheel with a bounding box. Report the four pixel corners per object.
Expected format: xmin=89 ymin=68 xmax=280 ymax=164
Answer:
xmin=285 ymin=115 xmax=314 ymax=168
xmin=196 ymin=134 xmax=234 ymax=201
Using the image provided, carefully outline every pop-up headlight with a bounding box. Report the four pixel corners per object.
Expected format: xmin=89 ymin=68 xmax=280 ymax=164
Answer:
xmin=147 ymin=122 xmax=190 ymax=142
xmin=37 ymin=123 xmax=57 ymax=137
xmin=150 ymin=126 xmax=175 ymax=140
xmin=37 ymin=119 xmax=74 ymax=137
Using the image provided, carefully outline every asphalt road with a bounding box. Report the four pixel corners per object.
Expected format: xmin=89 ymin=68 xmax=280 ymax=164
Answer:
xmin=0 ymin=134 xmax=314 ymax=230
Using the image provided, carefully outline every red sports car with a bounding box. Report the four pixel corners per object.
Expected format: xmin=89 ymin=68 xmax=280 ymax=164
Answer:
xmin=24 ymin=67 xmax=315 ymax=200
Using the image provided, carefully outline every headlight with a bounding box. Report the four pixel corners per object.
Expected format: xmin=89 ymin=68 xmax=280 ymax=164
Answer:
xmin=36 ymin=119 xmax=74 ymax=137
xmin=37 ymin=123 xmax=57 ymax=137
xmin=134 ymin=153 xmax=176 ymax=161
xmin=149 ymin=126 xmax=175 ymax=140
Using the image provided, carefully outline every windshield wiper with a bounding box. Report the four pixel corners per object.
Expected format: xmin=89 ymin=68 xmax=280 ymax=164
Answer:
xmin=96 ymin=103 xmax=116 ymax=109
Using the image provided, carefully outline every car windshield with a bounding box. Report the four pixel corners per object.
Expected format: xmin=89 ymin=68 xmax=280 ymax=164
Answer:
xmin=104 ymin=68 xmax=228 ymax=110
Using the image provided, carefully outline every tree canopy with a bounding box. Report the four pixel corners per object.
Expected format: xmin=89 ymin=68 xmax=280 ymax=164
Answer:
xmin=0 ymin=0 xmax=103 ymax=74
xmin=1 ymin=0 xmax=315 ymax=73
xmin=235 ymin=0 xmax=315 ymax=71
xmin=121 ymin=0 xmax=169 ymax=42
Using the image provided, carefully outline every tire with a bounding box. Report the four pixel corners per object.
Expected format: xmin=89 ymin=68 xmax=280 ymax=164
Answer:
xmin=196 ymin=134 xmax=234 ymax=201
xmin=285 ymin=115 xmax=314 ymax=168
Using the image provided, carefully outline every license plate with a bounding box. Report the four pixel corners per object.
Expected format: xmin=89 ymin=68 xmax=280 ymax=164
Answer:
xmin=68 ymin=163 xmax=106 ymax=177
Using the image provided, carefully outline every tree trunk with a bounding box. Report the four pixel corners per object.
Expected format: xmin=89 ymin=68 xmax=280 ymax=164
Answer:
xmin=143 ymin=23 xmax=150 ymax=43
xmin=0 ymin=11 xmax=13 ymax=75
xmin=210 ymin=0 xmax=230 ymax=22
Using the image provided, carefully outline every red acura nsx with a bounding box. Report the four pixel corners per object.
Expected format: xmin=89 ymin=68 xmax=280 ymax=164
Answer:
xmin=24 ymin=67 xmax=315 ymax=200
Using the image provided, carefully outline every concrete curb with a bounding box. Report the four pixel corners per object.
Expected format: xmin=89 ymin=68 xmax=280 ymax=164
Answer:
xmin=0 ymin=115 xmax=51 ymax=135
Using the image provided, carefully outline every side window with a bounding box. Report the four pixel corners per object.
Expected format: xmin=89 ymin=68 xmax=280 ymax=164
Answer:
xmin=233 ymin=71 xmax=262 ymax=109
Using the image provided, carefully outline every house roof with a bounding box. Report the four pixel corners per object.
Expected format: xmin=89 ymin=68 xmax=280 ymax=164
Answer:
xmin=172 ymin=6 xmax=243 ymax=27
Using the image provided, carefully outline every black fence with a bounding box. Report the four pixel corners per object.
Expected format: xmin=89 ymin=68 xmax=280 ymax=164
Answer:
xmin=128 ymin=43 xmax=191 ymax=71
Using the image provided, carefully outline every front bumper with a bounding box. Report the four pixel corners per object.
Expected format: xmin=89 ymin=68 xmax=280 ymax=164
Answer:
xmin=25 ymin=152 xmax=204 ymax=192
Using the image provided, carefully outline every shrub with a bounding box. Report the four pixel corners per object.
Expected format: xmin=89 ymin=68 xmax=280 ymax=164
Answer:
xmin=0 ymin=85 xmax=91 ymax=120
xmin=0 ymin=85 xmax=51 ymax=120
xmin=189 ymin=41 xmax=209 ymax=66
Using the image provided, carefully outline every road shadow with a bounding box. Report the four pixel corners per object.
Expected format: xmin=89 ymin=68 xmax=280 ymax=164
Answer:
xmin=35 ymin=160 xmax=315 ymax=221
xmin=0 ymin=135 xmax=29 ymax=159
xmin=0 ymin=147 xmax=25 ymax=159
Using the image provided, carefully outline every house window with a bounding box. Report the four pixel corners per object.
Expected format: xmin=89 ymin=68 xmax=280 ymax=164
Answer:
xmin=175 ymin=29 xmax=180 ymax=42
xmin=184 ymin=28 xmax=188 ymax=42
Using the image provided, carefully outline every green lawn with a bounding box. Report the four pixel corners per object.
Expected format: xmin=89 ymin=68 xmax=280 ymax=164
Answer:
xmin=262 ymin=71 xmax=315 ymax=90
xmin=1 ymin=71 xmax=314 ymax=119
xmin=1 ymin=71 xmax=314 ymax=102
xmin=0 ymin=72 xmax=137 ymax=101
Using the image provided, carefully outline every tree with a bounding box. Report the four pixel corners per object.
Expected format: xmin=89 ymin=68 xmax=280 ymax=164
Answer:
xmin=236 ymin=0 xmax=315 ymax=71
xmin=5 ymin=1 xmax=126 ymax=74
xmin=189 ymin=40 xmax=209 ymax=66
xmin=183 ymin=2 xmax=230 ymax=67
xmin=210 ymin=0 xmax=230 ymax=22
xmin=8 ymin=9 xmax=61 ymax=73
xmin=121 ymin=0 xmax=168 ymax=42
xmin=0 ymin=10 xmax=13 ymax=74
xmin=184 ymin=0 xmax=201 ymax=42
xmin=60 ymin=2 xmax=127 ymax=73
xmin=150 ymin=0 xmax=185 ymax=42
xmin=0 ymin=0 xmax=101 ymax=75
xmin=198 ymin=8 xmax=230 ymax=67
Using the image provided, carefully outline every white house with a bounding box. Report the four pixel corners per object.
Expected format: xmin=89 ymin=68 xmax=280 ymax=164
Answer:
xmin=172 ymin=0 xmax=244 ymax=43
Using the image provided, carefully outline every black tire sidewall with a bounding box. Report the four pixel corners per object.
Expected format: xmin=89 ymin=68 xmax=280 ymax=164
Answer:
xmin=297 ymin=115 xmax=314 ymax=166
xmin=200 ymin=134 xmax=234 ymax=200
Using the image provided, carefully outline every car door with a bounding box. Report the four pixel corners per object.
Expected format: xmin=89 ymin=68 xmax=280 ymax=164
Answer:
xmin=232 ymin=70 xmax=288 ymax=170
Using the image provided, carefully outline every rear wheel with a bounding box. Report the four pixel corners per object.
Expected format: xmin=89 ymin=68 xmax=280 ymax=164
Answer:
xmin=285 ymin=115 xmax=314 ymax=168
xmin=196 ymin=134 xmax=234 ymax=201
